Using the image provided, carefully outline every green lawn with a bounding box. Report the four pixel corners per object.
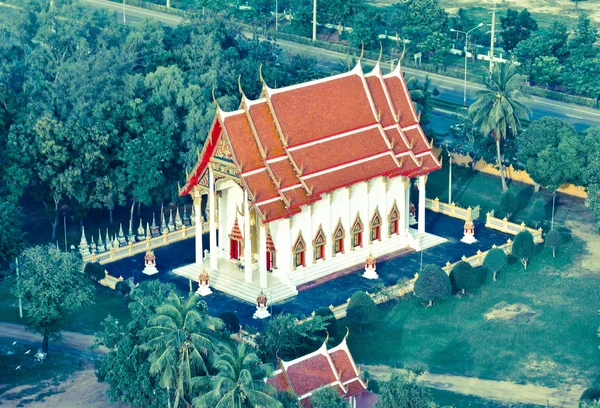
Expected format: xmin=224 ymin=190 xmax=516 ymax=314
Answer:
xmin=0 ymin=284 xmax=130 ymax=336
xmin=429 ymin=388 xmax=543 ymax=408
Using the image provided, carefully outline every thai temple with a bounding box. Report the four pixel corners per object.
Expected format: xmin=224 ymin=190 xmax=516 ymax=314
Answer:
xmin=174 ymin=59 xmax=445 ymax=303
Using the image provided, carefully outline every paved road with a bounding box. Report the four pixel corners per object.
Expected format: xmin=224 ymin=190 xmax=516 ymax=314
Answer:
xmin=0 ymin=323 xmax=107 ymax=354
xmin=81 ymin=0 xmax=600 ymax=132
xmin=363 ymin=365 xmax=585 ymax=408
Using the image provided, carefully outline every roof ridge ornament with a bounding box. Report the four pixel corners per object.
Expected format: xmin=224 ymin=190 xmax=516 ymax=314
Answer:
xmin=358 ymin=41 xmax=364 ymax=61
xmin=238 ymin=75 xmax=246 ymax=99
xmin=211 ymin=88 xmax=221 ymax=114
xmin=377 ymin=42 xmax=383 ymax=64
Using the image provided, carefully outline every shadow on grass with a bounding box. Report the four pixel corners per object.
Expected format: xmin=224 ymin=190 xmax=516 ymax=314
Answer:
xmin=429 ymin=339 xmax=475 ymax=375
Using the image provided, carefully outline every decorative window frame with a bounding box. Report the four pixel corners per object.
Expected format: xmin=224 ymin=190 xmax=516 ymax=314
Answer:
xmin=350 ymin=213 xmax=364 ymax=250
xmin=332 ymin=218 xmax=345 ymax=257
xmin=370 ymin=207 xmax=382 ymax=244
xmin=292 ymin=231 xmax=306 ymax=270
xmin=312 ymin=225 xmax=326 ymax=263
xmin=388 ymin=201 xmax=400 ymax=237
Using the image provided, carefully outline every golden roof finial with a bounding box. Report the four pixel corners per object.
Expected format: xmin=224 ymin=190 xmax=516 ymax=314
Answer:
xmin=197 ymin=147 xmax=201 ymax=161
xmin=212 ymin=88 xmax=220 ymax=113
xmin=238 ymin=75 xmax=246 ymax=99
xmin=344 ymin=327 xmax=350 ymax=340
xmin=324 ymin=331 xmax=330 ymax=344
xmin=359 ymin=42 xmax=365 ymax=61
xmin=377 ymin=42 xmax=383 ymax=64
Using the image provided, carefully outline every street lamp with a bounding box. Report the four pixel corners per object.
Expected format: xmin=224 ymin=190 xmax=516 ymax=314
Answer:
xmin=450 ymin=23 xmax=483 ymax=107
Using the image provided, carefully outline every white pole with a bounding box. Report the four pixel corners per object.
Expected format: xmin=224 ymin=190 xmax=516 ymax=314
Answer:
xmin=551 ymin=192 xmax=556 ymax=230
xmin=64 ymin=215 xmax=67 ymax=251
xmin=489 ymin=0 xmax=496 ymax=72
xmin=167 ymin=0 xmax=170 ymax=8
xmin=275 ymin=0 xmax=278 ymax=31
xmin=463 ymin=36 xmax=468 ymax=107
xmin=122 ymin=0 xmax=126 ymax=25
xmin=448 ymin=155 xmax=453 ymax=204
xmin=312 ymin=0 xmax=317 ymax=42
xmin=16 ymin=258 xmax=23 ymax=319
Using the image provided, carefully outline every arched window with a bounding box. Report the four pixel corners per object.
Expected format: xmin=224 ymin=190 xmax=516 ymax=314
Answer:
xmin=388 ymin=201 xmax=400 ymax=236
xmin=370 ymin=208 xmax=382 ymax=243
xmin=332 ymin=219 xmax=345 ymax=256
xmin=313 ymin=225 xmax=326 ymax=262
xmin=351 ymin=214 xmax=363 ymax=249
xmin=266 ymin=227 xmax=276 ymax=271
xmin=292 ymin=232 xmax=306 ymax=269
xmin=228 ymin=218 xmax=243 ymax=260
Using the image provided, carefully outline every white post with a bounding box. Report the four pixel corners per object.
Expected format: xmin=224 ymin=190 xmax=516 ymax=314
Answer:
xmin=489 ymin=0 xmax=497 ymax=72
xmin=403 ymin=178 xmax=410 ymax=234
xmin=194 ymin=195 xmax=203 ymax=265
xmin=209 ymin=169 xmax=218 ymax=271
xmin=16 ymin=257 xmax=22 ymax=319
xmin=122 ymin=0 xmax=126 ymax=25
xmin=259 ymin=223 xmax=268 ymax=289
xmin=312 ymin=0 xmax=317 ymax=42
xmin=418 ymin=176 xmax=426 ymax=234
xmin=448 ymin=154 xmax=453 ymax=204
xmin=275 ymin=0 xmax=278 ymax=31
xmin=244 ymin=191 xmax=252 ymax=283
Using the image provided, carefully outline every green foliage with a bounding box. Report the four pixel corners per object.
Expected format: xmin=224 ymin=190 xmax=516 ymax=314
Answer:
xmin=347 ymin=291 xmax=377 ymax=332
xmin=0 ymin=201 xmax=25 ymax=265
xmin=314 ymin=307 xmax=338 ymax=339
xmin=414 ymin=264 xmax=451 ymax=306
xmin=528 ymin=198 xmax=546 ymax=228
xmin=469 ymin=64 xmax=531 ymax=191
xmin=219 ymin=311 xmax=241 ymax=334
xmin=580 ymin=388 xmax=600 ymax=405
xmin=10 ymin=245 xmax=95 ymax=353
xmin=255 ymin=313 xmax=328 ymax=365
xmin=375 ymin=371 xmax=437 ymax=408
xmin=450 ymin=261 xmax=480 ymax=294
xmin=192 ymin=342 xmax=281 ymax=408
xmin=500 ymin=9 xmax=538 ymax=51
xmin=309 ymin=386 xmax=349 ymax=408
xmin=417 ymin=32 xmax=452 ymax=71
xmin=517 ymin=117 xmax=583 ymax=191
xmin=275 ymin=391 xmax=302 ymax=408
xmin=483 ymin=248 xmax=507 ymax=281
xmin=545 ymin=230 xmax=562 ymax=257
xmin=499 ymin=190 xmax=518 ymax=218
xmin=84 ymin=262 xmax=106 ymax=282
xmin=344 ymin=10 xmax=380 ymax=49
xmin=392 ymin=0 xmax=448 ymax=47
xmin=512 ymin=230 xmax=534 ymax=269
xmin=115 ymin=281 xmax=131 ymax=297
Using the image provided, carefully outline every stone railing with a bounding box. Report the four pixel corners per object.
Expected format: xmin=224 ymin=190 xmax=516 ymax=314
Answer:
xmin=231 ymin=329 xmax=258 ymax=348
xmin=425 ymin=197 xmax=480 ymax=221
xmin=83 ymin=222 xmax=208 ymax=265
xmin=99 ymin=270 xmax=124 ymax=290
xmin=441 ymin=239 xmax=514 ymax=274
xmin=485 ymin=210 xmax=544 ymax=244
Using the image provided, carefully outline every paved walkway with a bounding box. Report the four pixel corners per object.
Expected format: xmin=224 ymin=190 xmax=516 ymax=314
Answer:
xmin=363 ymin=365 xmax=585 ymax=408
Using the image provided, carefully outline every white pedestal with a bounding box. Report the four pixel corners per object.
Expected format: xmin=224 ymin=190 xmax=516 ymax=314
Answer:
xmin=143 ymin=265 xmax=159 ymax=275
xmin=196 ymin=284 xmax=213 ymax=296
xmin=362 ymin=266 xmax=379 ymax=280
xmin=253 ymin=306 xmax=271 ymax=319
xmin=461 ymin=233 xmax=477 ymax=244
xmin=409 ymin=215 xmax=418 ymax=226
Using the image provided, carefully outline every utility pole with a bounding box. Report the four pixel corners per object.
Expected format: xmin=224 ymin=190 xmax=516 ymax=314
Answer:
xmin=312 ymin=0 xmax=317 ymax=42
xmin=64 ymin=215 xmax=67 ymax=251
xmin=551 ymin=192 xmax=556 ymax=230
xmin=123 ymin=0 xmax=126 ymax=25
xmin=489 ymin=0 xmax=497 ymax=72
xmin=167 ymin=0 xmax=170 ymax=8
xmin=275 ymin=0 xmax=278 ymax=31
xmin=16 ymin=258 xmax=22 ymax=319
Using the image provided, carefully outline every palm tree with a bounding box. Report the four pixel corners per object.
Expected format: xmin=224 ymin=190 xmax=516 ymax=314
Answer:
xmin=192 ymin=342 xmax=282 ymax=408
xmin=142 ymin=292 xmax=223 ymax=408
xmin=468 ymin=64 xmax=531 ymax=191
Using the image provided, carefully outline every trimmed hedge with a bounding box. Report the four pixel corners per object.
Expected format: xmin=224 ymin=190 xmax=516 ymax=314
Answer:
xmin=521 ymin=86 xmax=598 ymax=109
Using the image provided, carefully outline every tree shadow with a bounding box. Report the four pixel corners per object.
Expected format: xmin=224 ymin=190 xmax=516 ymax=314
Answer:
xmin=429 ymin=339 xmax=475 ymax=374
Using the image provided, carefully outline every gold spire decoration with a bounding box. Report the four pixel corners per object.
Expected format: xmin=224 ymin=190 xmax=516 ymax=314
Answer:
xmin=211 ymin=88 xmax=220 ymax=113
xmin=237 ymin=75 xmax=246 ymax=99
xmin=344 ymin=327 xmax=350 ymax=340
xmin=358 ymin=41 xmax=365 ymax=61
xmin=377 ymin=42 xmax=383 ymax=64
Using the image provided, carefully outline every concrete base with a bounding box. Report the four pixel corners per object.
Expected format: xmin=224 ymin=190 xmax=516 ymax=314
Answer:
xmin=253 ymin=306 xmax=271 ymax=319
xmin=196 ymin=285 xmax=213 ymax=296
xmin=409 ymin=216 xmax=418 ymax=226
xmin=461 ymin=234 xmax=477 ymax=244
xmin=362 ymin=267 xmax=379 ymax=280
xmin=143 ymin=265 xmax=159 ymax=275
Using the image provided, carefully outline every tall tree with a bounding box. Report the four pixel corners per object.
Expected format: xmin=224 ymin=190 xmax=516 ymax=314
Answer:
xmin=468 ymin=64 xmax=531 ymax=191
xmin=500 ymin=9 xmax=538 ymax=51
xmin=192 ymin=342 xmax=281 ymax=408
xmin=392 ymin=0 xmax=448 ymax=48
xmin=309 ymin=387 xmax=349 ymax=408
xmin=414 ymin=264 xmax=451 ymax=307
xmin=141 ymin=292 xmax=223 ymax=407
xmin=10 ymin=245 xmax=95 ymax=353
xmin=0 ymin=201 xmax=25 ymax=266
xmin=376 ymin=371 xmax=438 ymax=408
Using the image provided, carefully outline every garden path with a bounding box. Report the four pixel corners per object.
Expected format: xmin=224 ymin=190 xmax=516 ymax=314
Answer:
xmin=363 ymin=364 xmax=585 ymax=407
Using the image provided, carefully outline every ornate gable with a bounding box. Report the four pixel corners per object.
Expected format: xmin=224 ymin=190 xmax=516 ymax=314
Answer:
xmin=351 ymin=214 xmax=364 ymax=233
xmin=293 ymin=232 xmax=306 ymax=253
xmin=370 ymin=207 xmax=382 ymax=228
xmin=313 ymin=225 xmax=326 ymax=247
xmin=214 ymin=135 xmax=234 ymax=163
xmin=388 ymin=201 xmax=400 ymax=221
xmin=333 ymin=219 xmax=345 ymax=240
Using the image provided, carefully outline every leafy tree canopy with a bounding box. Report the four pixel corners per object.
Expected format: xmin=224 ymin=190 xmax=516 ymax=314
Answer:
xmin=375 ymin=371 xmax=439 ymax=408
xmin=512 ymin=230 xmax=534 ymax=269
xmin=347 ymin=291 xmax=377 ymax=332
xmin=483 ymin=248 xmax=507 ymax=281
xmin=500 ymin=9 xmax=538 ymax=51
xmin=450 ymin=261 xmax=480 ymax=294
xmin=414 ymin=264 xmax=451 ymax=306
xmin=309 ymin=386 xmax=349 ymax=408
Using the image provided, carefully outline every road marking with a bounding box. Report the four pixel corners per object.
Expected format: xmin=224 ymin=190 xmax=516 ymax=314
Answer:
xmin=566 ymin=114 xmax=584 ymax=119
xmin=438 ymin=85 xmax=455 ymax=90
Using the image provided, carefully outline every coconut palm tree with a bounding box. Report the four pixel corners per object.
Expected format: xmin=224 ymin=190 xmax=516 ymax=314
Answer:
xmin=468 ymin=64 xmax=531 ymax=191
xmin=142 ymin=292 xmax=223 ymax=408
xmin=192 ymin=342 xmax=282 ymax=408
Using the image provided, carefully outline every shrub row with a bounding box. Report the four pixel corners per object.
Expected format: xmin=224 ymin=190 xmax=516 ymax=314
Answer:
xmin=520 ymin=86 xmax=598 ymax=109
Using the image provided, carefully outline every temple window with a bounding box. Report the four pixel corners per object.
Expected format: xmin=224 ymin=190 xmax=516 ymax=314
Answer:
xmin=351 ymin=214 xmax=363 ymax=249
xmin=388 ymin=201 xmax=400 ymax=236
xmin=292 ymin=233 xmax=306 ymax=269
xmin=313 ymin=226 xmax=326 ymax=262
xmin=370 ymin=208 xmax=382 ymax=243
xmin=332 ymin=220 xmax=345 ymax=256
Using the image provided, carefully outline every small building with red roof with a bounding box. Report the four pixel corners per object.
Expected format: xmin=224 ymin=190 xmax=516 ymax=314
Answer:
xmin=174 ymin=59 xmax=443 ymax=304
xmin=267 ymin=332 xmax=373 ymax=407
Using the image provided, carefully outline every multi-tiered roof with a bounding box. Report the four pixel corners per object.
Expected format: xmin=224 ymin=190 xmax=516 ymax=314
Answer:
xmin=181 ymin=61 xmax=441 ymax=223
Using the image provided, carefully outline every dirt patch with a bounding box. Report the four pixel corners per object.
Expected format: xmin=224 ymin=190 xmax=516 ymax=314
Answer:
xmin=0 ymin=369 xmax=127 ymax=408
xmin=566 ymin=219 xmax=600 ymax=274
xmin=484 ymin=301 xmax=538 ymax=323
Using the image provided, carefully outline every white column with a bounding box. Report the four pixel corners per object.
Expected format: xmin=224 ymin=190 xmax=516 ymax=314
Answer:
xmin=259 ymin=223 xmax=267 ymax=289
xmin=194 ymin=194 xmax=203 ymax=264
xmin=209 ymin=169 xmax=218 ymax=270
xmin=403 ymin=178 xmax=410 ymax=234
xmin=243 ymin=191 xmax=252 ymax=283
xmin=418 ymin=176 xmax=426 ymax=234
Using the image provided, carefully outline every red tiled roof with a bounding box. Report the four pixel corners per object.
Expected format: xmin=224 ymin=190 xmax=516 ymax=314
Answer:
xmin=330 ymin=349 xmax=358 ymax=383
xmin=345 ymin=379 xmax=367 ymax=397
xmin=180 ymin=63 xmax=441 ymax=221
xmin=285 ymin=354 xmax=338 ymax=397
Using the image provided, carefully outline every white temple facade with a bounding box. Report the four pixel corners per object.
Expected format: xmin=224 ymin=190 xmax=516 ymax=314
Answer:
xmin=174 ymin=61 xmax=445 ymax=304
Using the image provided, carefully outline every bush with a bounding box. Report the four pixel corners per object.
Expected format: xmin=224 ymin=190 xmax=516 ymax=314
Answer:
xmin=580 ymin=388 xmax=600 ymax=406
xmin=545 ymin=229 xmax=562 ymax=257
xmin=84 ymin=262 xmax=105 ymax=282
xmin=528 ymin=197 xmax=546 ymax=228
xmin=309 ymin=386 xmax=349 ymax=408
xmin=219 ymin=311 xmax=240 ymax=334
xmin=483 ymin=248 xmax=508 ymax=282
xmin=276 ymin=391 xmax=303 ymax=408
xmin=314 ymin=307 xmax=338 ymax=339
xmin=347 ymin=291 xmax=377 ymax=333
xmin=414 ymin=264 xmax=451 ymax=307
xmin=115 ymin=281 xmax=131 ymax=297
xmin=512 ymin=230 xmax=535 ymax=269
xmin=500 ymin=190 xmax=518 ymax=218
xmin=375 ymin=372 xmax=435 ymax=408
xmin=450 ymin=261 xmax=480 ymax=294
